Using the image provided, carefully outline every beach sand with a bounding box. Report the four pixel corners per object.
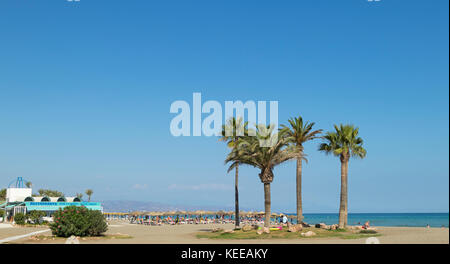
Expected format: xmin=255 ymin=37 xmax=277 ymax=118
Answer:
xmin=0 ymin=225 xmax=49 ymax=240
xmin=2 ymin=221 xmax=448 ymax=244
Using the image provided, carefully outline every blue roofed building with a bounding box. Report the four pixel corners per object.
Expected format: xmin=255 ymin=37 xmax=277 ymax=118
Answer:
xmin=1 ymin=177 xmax=102 ymax=223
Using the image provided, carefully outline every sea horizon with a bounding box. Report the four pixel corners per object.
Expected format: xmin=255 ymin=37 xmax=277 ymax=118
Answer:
xmin=283 ymin=212 xmax=449 ymax=228
xmin=102 ymin=204 xmax=449 ymax=228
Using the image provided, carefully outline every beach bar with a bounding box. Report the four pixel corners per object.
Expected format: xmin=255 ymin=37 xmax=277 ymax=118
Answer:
xmin=1 ymin=177 xmax=103 ymax=222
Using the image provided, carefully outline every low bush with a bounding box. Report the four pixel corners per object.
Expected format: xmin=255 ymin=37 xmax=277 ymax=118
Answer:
xmin=50 ymin=206 xmax=107 ymax=237
xmin=27 ymin=211 xmax=46 ymax=224
xmin=14 ymin=213 xmax=26 ymax=225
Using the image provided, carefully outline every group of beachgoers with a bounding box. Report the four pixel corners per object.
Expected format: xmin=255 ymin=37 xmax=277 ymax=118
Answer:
xmin=127 ymin=214 xmax=276 ymax=226
xmin=105 ymin=213 xmax=376 ymax=229
xmin=103 ymin=212 xmax=296 ymax=226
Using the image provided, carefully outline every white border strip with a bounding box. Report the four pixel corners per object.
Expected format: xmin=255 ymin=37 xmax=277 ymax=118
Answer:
xmin=0 ymin=229 xmax=50 ymax=244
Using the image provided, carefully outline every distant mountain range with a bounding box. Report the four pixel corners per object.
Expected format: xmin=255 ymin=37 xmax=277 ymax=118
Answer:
xmin=100 ymin=200 xmax=254 ymax=213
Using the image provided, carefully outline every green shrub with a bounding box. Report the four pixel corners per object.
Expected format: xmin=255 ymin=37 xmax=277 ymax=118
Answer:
xmin=27 ymin=211 xmax=46 ymax=224
xmin=0 ymin=209 xmax=4 ymax=217
xmin=359 ymin=229 xmax=377 ymax=234
xmin=14 ymin=213 xmax=26 ymax=225
xmin=50 ymin=206 xmax=107 ymax=237
xmin=86 ymin=210 xmax=108 ymax=236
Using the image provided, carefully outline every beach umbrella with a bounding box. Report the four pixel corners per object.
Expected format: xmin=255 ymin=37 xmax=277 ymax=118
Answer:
xmin=217 ymin=210 xmax=226 ymax=215
xmin=153 ymin=212 xmax=161 ymax=216
xmin=287 ymin=214 xmax=296 ymax=219
xmin=195 ymin=210 xmax=205 ymax=216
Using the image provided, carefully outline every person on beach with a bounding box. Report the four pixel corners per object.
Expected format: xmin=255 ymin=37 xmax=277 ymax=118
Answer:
xmin=282 ymin=215 xmax=288 ymax=225
xmin=363 ymin=221 xmax=370 ymax=229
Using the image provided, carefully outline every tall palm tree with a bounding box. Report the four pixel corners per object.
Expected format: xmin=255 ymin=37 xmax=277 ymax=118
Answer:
xmin=85 ymin=189 xmax=93 ymax=202
xmin=25 ymin=181 xmax=32 ymax=188
xmin=226 ymin=125 xmax=299 ymax=227
xmin=319 ymin=124 xmax=366 ymax=228
xmin=281 ymin=116 xmax=322 ymax=223
xmin=76 ymin=193 xmax=83 ymax=200
xmin=219 ymin=117 xmax=249 ymax=228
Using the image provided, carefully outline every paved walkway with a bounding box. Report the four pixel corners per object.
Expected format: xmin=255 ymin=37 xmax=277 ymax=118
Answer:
xmin=0 ymin=229 xmax=50 ymax=244
xmin=0 ymin=224 xmax=13 ymax=229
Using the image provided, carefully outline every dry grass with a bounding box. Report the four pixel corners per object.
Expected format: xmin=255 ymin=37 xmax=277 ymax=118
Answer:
xmin=196 ymin=227 xmax=380 ymax=240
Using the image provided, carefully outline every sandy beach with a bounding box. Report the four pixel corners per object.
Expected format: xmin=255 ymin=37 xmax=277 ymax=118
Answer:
xmin=2 ymin=221 xmax=448 ymax=244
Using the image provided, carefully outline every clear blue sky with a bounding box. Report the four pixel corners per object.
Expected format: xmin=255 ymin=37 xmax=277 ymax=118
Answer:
xmin=0 ymin=0 xmax=448 ymax=213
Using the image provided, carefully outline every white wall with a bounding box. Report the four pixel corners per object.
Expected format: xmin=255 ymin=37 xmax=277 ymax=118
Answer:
xmin=6 ymin=188 xmax=32 ymax=202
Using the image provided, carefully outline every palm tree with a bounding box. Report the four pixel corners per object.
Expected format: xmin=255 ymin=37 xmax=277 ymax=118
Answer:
xmin=219 ymin=117 xmax=250 ymax=228
xmin=281 ymin=116 xmax=322 ymax=224
xmin=25 ymin=181 xmax=32 ymax=188
xmin=0 ymin=189 xmax=6 ymax=200
xmin=226 ymin=125 xmax=299 ymax=227
xmin=319 ymin=124 xmax=366 ymax=228
xmin=76 ymin=193 xmax=83 ymax=200
xmin=85 ymin=189 xmax=93 ymax=202
xmin=38 ymin=189 xmax=63 ymax=197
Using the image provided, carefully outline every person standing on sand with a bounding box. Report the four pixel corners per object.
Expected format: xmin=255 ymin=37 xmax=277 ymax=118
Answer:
xmin=282 ymin=215 xmax=288 ymax=225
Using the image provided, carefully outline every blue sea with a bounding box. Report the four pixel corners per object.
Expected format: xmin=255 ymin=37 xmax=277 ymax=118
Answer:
xmin=286 ymin=213 xmax=449 ymax=227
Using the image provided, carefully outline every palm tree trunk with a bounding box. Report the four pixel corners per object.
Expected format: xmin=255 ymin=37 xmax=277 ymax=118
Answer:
xmin=343 ymin=160 xmax=349 ymax=227
xmin=296 ymin=156 xmax=303 ymax=224
xmin=263 ymin=183 xmax=271 ymax=228
xmin=338 ymin=158 xmax=349 ymax=228
xmin=235 ymin=164 xmax=240 ymax=227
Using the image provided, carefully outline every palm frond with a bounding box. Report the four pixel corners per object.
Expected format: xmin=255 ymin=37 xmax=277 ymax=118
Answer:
xmin=319 ymin=124 xmax=367 ymax=160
